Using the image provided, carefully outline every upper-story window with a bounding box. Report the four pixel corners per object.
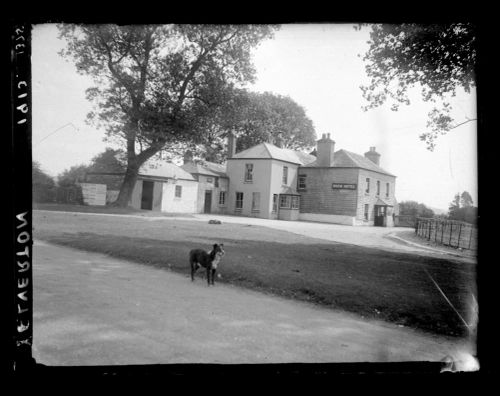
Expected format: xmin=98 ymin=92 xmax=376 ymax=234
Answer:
xmin=366 ymin=178 xmax=370 ymax=193
xmin=245 ymin=164 xmax=253 ymax=182
xmin=386 ymin=182 xmax=390 ymax=198
xmin=376 ymin=180 xmax=380 ymax=196
xmin=298 ymin=175 xmax=306 ymax=190
xmin=175 ymin=185 xmax=182 ymax=198
xmin=282 ymin=166 xmax=288 ymax=185
xmin=214 ymin=177 xmax=219 ymax=188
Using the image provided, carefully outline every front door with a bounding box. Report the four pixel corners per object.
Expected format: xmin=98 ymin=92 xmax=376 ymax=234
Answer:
xmin=374 ymin=205 xmax=386 ymax=226
xmin=141 ymin=181 xmax=154 ymax=210
xmin=204 ymin=190 xmax=212 ymax=213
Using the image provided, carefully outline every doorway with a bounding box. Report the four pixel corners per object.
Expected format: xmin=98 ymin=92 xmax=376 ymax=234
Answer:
xmin=204 ymin=190 xmax=212 ymax=213
xmin=141 ymin=181 xmax=154 ymax=210
xmin=374 ymin=205 xmax=386 ymax=227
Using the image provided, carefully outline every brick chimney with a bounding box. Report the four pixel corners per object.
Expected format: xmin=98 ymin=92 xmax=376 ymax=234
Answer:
xmin=316 ymin=133 xmax=335 ymax=167
xmin=227 ymin=132 xmax=236 ymax=159
xmin=364 ymin=147 xmax=381 ymax=166
xmin=183 ymin=150 xmax=193 ymax=164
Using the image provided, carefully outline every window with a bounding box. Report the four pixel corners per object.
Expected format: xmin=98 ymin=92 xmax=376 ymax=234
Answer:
xmin=386 ymin=182 xmax=390 ymax=198
xmin=298 ymin=175 xmax=306 ymax=190
xmin=272 ymin=194 xmax=278 ymax=212
xmin=214 ymin=178 xmax=219 ymax=188
xmin=365 ymin=178 xmax=370 ymax=193
xmin=219 ymin=191 xmax=226 ymax=206
xmin=175 ymin=185 xmax=182 ymax=198
xmin=364 ymin=204 xmax=369 ymax=220
xmin=282 ymin=166 xmax=288 ymax=185
xmin=376 ymin=180 xmax=380 ymax=196
xmin=235 ymin=192 xmax=243 ymax=210
xmin=245 ymin=164 xmax=253 ymax=182
xmin=252 ymin=192 xmax=260 ymax=212
xmin=291 ymin=196 xmax=300 ymax=209
xmin=280 ymin=195 xmax=291 ymax=209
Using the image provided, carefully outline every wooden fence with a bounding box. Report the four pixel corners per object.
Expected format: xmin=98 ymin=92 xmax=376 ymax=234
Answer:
xmin=415 ymin=217 xmax=478 ymax=251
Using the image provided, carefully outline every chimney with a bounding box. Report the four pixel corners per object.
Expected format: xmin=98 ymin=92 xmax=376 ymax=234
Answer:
xmin=183 ymin=150 xmax=193 ymax=164
xmin=227 ymin=132 xmax=236 ymax=159
xmin=316 ymin=133 xmax=335 ymax=167
xmin=364 ymin=146 xmax=381 ymax=166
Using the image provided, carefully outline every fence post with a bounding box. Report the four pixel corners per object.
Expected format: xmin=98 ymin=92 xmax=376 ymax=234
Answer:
xmin=435 ymin=221 xmax=438 ymax=243
xmin=415 ymin=218 xmax=418 ymax=235
xmin=428 ymin=220 xmax=431 ymax=240
xmin=449 ymin=222 xmax=453 ymax=246
xmin=457 ymin=223 xmax=463 ymax=249
xmin=468 ymin=226 xmax=473 ymax=250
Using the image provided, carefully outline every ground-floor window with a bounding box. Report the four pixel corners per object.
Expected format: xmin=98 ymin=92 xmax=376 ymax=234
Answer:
xmin=291 ymin=196 xmax=300 ymax=209
xmin=280 ymin=195 xmax=291 ymax=209
xmin=364 ymin=204 xmax=369 ymax=220
xmin=252 ymin=192 xmax=260 ymax=212
xmin=219 ymin=191 xmax=226 ymax=206
xmin=272 ymin=194 xmax=278 ymax=212
xmin=235 ymin=192 xmax=243 ymax=211
xmin=175 ymin=185 xmax=182 ymax=198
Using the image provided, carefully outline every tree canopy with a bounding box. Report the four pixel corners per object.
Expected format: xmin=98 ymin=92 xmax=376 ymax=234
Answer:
xmin=32 ymin=161 xmax=55 ymax=187
xmin=398 ymin=200 xmax=435 ymax=218
xmin=58 ymin=24 xmax=278 ymax=206
xmin=186 ymin=90 xmax=317 ymax=163
xmin=359 ymin=23 xmax=476 ymax=150
xmin=448 ymin=191 xmax=477 ymax=224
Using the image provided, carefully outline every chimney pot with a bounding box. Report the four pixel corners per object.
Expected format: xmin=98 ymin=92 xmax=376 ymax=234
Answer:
xmin=327 ymin=133 xmax=331 ymax=139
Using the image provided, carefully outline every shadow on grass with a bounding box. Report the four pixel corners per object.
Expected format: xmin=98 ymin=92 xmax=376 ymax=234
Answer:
xmin=39 ymin=232 xmax=476 ymax=338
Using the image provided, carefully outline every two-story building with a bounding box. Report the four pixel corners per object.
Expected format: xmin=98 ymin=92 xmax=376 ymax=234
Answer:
xmin=225 ymin=135 xmax=316 ymax=220
xmin=298 ymin=134 xmax=397 ymax=226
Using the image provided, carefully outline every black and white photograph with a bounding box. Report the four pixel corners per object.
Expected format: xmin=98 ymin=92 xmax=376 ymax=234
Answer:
xmin=12 ymin=21 xmax=484 ymax=374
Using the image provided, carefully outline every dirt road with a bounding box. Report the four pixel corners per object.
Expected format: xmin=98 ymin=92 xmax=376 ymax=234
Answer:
xmin=32 ymin=241 xmax=475 ymax=366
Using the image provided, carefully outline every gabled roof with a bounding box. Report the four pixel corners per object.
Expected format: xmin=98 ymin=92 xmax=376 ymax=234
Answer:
xmin=139 ymin=161 xmax=196 ymax=181
xmin=230 ymin=142 xmax=316 ymax=166
xmin=181 ymin=161 xmax=228 ymax=178
xmin=304 ymin=149 xmax=395 ymax=177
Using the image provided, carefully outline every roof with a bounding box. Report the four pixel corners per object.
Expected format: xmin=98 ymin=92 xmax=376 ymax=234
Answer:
xmin=181 ymin=161 xmax=228 ymax=178
xmin=230 ymin=142 xmax=316 ymax=165
xmin=304 ymin=149 xmax=395 ymax=177
xmin=139 ymin=161 xmax=196 ymax=181
xmin=375 ymin=198 xmax=393 ymax=206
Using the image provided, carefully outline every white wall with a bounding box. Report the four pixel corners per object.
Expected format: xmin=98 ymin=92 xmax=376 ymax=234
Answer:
xmin=161 ymin=180 xmax=198 ymax=213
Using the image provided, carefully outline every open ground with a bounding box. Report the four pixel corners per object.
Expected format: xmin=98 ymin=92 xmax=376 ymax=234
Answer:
xmin=33 ymin=206 xmax=477 ymax=338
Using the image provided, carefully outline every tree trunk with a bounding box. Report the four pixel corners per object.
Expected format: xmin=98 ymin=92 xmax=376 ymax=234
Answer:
xmin=113 ymin=164 xmax=140 ymax=208
xmin=113 ymin=141 xmax=164 ymax=208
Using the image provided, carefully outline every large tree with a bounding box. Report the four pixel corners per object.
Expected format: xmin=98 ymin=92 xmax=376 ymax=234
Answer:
xmin=359 ymin=23 xmax=476 ymax=150
xmin=59 ymin=24 xmax=277 ymax=206
xmin=187 ymin=89 xmax=317 ymax=163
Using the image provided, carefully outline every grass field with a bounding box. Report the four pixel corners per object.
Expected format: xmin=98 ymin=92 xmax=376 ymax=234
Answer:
xmin=33 ymin=209 xmax=477 ymax=338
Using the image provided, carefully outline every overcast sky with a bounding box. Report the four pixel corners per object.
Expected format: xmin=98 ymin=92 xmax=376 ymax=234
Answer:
xmin=32 ymin=23 xmax=478 ymax=212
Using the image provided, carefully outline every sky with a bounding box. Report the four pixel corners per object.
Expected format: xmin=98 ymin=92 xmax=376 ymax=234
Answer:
xmin=31 ymin=23 xmax=478 ymax=212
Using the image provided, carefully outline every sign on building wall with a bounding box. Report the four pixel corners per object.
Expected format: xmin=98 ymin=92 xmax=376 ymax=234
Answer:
xmin=331 ymin=183 xmax=357 ymax=190
xmin=79 ymin=183 xmax=107 ymax=206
